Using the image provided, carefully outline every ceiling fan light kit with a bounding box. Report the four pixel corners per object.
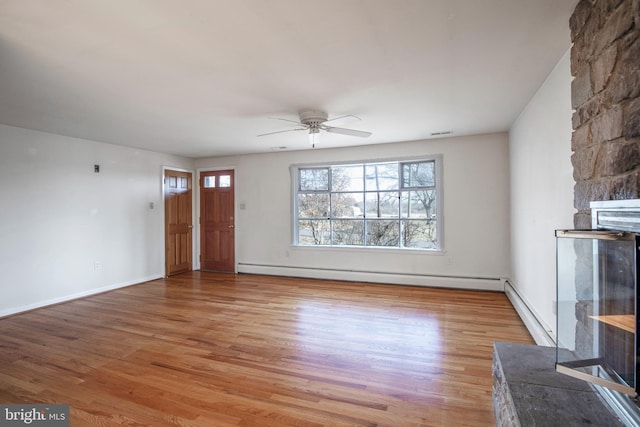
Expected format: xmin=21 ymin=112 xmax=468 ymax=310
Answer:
xmin=300 ymin=110 xmax=325 ymax=148
xmin=258 ymin=109 xmax=372 ymax=148
xmin=308 ymin=127 xmax=321 ymax=147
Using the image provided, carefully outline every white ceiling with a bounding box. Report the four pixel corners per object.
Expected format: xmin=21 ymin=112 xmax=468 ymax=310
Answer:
xmin=0 ymin=0 xmax=577 ymax=158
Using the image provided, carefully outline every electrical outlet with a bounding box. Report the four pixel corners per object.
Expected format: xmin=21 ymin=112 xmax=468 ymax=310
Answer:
xmin=94 ymin=261 xmax=102 ymax=271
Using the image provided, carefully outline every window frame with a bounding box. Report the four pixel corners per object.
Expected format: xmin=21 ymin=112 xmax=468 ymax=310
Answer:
xmin=291 ymin=155 xmax=444 ymax=252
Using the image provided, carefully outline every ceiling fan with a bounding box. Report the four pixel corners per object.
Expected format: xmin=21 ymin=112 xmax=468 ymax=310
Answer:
xmin=258 ymin=110 xmax=372 ymax=148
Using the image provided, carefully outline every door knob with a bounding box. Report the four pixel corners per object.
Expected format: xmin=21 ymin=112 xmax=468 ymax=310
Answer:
xmin=229 ymin=225 xmax=235 ymax=228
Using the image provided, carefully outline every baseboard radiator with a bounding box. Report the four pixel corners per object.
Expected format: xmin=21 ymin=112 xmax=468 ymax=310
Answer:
xmin=503 ymin=279 xmax=555 ymax=346
xmin=237 ymin=263 xmax=503 ymax=292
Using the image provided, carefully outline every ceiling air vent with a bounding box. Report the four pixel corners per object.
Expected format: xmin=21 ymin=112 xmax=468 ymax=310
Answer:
xmin=430 ymin=131 xmax=453 ymax=137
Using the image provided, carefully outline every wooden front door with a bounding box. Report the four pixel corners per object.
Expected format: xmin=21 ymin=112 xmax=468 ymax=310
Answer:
xmin=164 ymin=170 xmax=193 ymax=276
xmin=200 ymin=170 xmax=235 ymax=272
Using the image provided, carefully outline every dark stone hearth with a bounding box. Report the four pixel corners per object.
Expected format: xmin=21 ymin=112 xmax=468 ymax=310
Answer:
xmin=492 ymin=342 xmax=625 ymax=427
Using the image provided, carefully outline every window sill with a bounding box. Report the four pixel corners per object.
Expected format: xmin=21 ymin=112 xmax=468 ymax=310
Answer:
xmin=289 ymin=244 xmax=445 ymax=256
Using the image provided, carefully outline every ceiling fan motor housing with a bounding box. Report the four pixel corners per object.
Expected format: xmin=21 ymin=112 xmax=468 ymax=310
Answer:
xmin=299 ymin=110 xmax=328 ymax=128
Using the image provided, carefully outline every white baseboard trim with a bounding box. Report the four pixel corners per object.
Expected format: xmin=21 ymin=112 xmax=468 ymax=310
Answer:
xmin=0 ymin=274 xmax=163 ymax=318
xmin=237 ymin=263 xmax=503 ymax=291
xmin=503 ymin=279 xmax=555 ymax=346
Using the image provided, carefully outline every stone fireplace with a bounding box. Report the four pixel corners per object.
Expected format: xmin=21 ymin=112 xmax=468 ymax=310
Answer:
xmin=492 ymin=1 xmax=640 ymax=425
xmin=570 ymin=0 xmax=640 ymax=228
xmin=569 ymin=1 xmax=640 ymax=421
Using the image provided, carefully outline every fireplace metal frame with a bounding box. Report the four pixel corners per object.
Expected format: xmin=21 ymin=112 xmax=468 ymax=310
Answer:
xmin=555 ymin=228 xmax=637 ymax=396
xmin=556 ymin=199 xmax=640 ymax=426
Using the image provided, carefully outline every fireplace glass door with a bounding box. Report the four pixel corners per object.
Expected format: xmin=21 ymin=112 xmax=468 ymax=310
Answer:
xmin=556 ymin=230 xmax=638 ymax=396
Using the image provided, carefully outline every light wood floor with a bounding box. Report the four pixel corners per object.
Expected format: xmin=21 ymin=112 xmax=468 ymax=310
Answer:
xmin=0 ymin=272 xmax=533 ymax=426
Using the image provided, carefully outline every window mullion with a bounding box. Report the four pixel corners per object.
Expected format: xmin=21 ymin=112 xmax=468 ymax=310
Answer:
xmin=397 ymin=191 xmax=402 ymax=248
xmin=330 ymin=191 xmax=334 ymax=246
xmin=360 ymin=164 xmax=365 ymax=246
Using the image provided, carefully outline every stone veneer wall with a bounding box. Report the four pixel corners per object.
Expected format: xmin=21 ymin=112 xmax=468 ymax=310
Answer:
xmin=571 ymin=0 xmax=640 ymax=228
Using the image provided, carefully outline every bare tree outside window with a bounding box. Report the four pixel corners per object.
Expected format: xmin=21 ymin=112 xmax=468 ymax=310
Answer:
xmin=400 ymin=162 xmax=437 ymax=248
xmin=299 ymin=168 xmax=329 ymax=191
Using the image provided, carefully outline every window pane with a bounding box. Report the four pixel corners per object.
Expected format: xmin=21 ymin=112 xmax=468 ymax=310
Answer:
xmin=402 ymin=161 xmax=435 ymax=188
xmin=366 ymin=219 xmax=399 ymax=247
xmin=300 ymin=168 xmax=329 ymax=191
xmin=331 ymin=192 xmax=364 ymax=218
xmin=298 ymin=220 xmax=330 ymax=245
xmin=364 ymin=191 xmax=399 ymax=218
xmin=331 ymin=165 xmax=364 ymax=192
xmin=365 ymin=163 xmax=398 ymax=191
xmin=298 ymin=194 xmax=329 ymax=218
xmin=204 ymin=176 xmax=215 ymax=188
xmin=402 ymin=220 xmax=437 ymax=249
xmin=219 ymin=175 xmax=231 ymax=187
xmin=332 ymin=220 xmax=364 ymax=245
xmin=401 ymin=190 xmax=436 ymax=218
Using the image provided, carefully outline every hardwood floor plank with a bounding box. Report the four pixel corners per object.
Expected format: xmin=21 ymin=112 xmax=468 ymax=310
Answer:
xmin=0 ymin=271 xmax=533 ymax=426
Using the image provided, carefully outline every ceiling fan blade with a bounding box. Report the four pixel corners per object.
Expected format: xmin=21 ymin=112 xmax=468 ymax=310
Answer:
xmin=257 ymin=128 xmax=306 ymax=137
xmin=272 ymin=117 xmax=306 ymax=127
xmin=324 ymin=114 xmax=362 ymax=124
xmin=323 ymin=126 xmax=372 ymax=138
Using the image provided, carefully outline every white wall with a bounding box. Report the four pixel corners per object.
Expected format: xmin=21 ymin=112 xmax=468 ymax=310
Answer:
xmin=196 ymin=133 xmax=510 ymax=289
xmin=0 ymin=124 xmax=193 ymax=316
xmin=508 ymin=49 xmax=575 ymax=343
